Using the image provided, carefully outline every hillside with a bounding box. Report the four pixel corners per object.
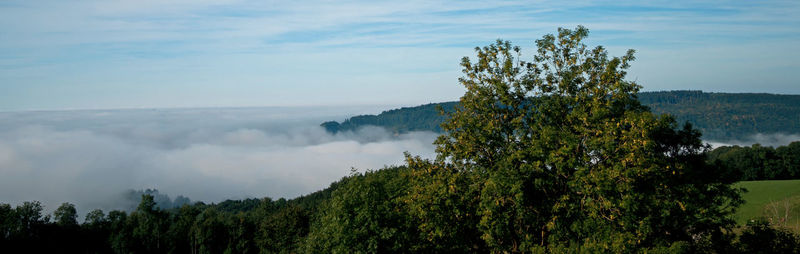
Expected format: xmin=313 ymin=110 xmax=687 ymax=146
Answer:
xmin=321 ymin=102 xmax=459 ymax=134
xmin=640 ymin=91 xmax=800 ymax=140
xmin=322 ymin=91 xmax=800 ymax=141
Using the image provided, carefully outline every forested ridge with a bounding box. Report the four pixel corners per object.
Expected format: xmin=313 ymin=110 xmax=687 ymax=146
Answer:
xmin=641 ymin=91 xmax=800 ymax=140
xmin=322 ymin=91 xmax=800 ymax=141
xmin=5 ymin=27 xmax=800 ymax=253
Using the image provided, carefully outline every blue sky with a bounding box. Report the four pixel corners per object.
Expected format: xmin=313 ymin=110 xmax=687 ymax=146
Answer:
xmin=1 ymin=0 xmax=799 ymax=111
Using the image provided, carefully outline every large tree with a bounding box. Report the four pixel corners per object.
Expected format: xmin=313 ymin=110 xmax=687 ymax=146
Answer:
xmin=406 ymin=26 xmax=742 ymax=252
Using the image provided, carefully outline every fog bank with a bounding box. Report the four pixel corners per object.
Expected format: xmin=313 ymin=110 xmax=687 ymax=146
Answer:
xmin=706 ymin=133 xmax=800 ymax=148
xmin=3 ymin=107 xmax=797 ymax=218
xmin=0 ymin=107 xmax=437 ymax=216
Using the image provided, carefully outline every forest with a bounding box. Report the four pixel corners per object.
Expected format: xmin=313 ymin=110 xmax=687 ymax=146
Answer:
xmin=322 ymin=91 xmax=800 ymax=141
xmin=709 ymin=142 xmax=800 ymax=181
xmin=3 ymin=147 xmax=800 ymax=253
xmin=4 ymin=26 xmax=800 ymax=253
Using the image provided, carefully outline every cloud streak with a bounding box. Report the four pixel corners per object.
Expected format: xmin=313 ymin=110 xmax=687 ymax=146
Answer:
xmin=2 ymin=1 xmax=800 ymax=111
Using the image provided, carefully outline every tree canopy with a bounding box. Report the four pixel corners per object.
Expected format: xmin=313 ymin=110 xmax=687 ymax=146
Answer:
xmin=405 ymin=26 xmax=742 ymax=252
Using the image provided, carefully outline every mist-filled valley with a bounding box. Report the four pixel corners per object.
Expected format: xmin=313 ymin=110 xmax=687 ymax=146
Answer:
xmin=3 ymin=1 xmax=800 ymax=251
xmin=0 ymin=107 xmax=439 ymax=216
xmin=2 ymin=103 xmax=798 ymax=218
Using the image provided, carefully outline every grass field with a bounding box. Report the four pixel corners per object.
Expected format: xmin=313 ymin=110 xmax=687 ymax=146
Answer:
xmin=735 ymin=179 xmax=800 ymax=231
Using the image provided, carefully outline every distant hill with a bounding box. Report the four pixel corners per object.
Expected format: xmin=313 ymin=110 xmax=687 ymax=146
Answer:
xmin=321 ymin=101 xmax=459 ymax=134
xmin=322 ymin=91 xmax=800 ymax=141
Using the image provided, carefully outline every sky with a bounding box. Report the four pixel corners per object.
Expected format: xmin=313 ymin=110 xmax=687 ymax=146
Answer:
xmin=1 ymin=0 xmax=799 ymax=111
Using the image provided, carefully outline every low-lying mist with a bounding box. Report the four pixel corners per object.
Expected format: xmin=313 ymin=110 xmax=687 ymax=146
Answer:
xmin=0 ymin=107 xmax=437 ymax=217
xmin=2 ymin=106 xmax=798 ymax=218
xmin=706 ymin=133 xmax=800 ymax=148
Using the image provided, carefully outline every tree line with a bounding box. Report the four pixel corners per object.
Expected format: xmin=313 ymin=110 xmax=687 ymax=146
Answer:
xmin=710 ymin=141 xmax=800 ymax=181
xmin=0 ymin=183 xmax=336 ymax=253
xmin=321 ymin=102 xmax=459 ymax=134
xmin=1 ymin=166 xmax=798 ymax=253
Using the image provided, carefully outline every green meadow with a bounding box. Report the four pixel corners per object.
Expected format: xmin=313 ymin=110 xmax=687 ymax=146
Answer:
xmin=736 ymin=179 xmax=800 ymax=231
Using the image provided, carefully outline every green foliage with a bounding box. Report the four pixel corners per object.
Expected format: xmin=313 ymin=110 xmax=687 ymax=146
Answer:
xmin=84 ymin=209 xmax=106 ymax=225
xmin=123 ymin=189 xmax=193 ymax=211
xmin=216 ymin=198 xmax=262 ymax=213
xmin=83 ymin=209 xmax=113 ymax=253
xmin=404 ymin=155 xmax=485 ymax=252
xmin=710 ymin=141 xmax=800 ymax=181
xmin=258 ymin=205 xmax=309 ymax=253
xmin=192 ymin=207 xmax=231 ymax=254
xmin=129 ymin=195 xmax=170 ymax=253
xmin=53 ymin=202 xmax=78 ymax=227
xmin=403 ymin=26 xmax=743 ymax=252
xmin=2 ymin=201 xmax=76 ymax=252
xmin=0 ymin=169 xmax=797 ymax=253
xmin=304 ymin=167 xmax=421 ymax=253
xmin=0 ymin=203 xmax=13 ymax=244
xmin=738 ymin=219 xmax=800 ymax=253
xmin=15 ymin=201 xmax=48 ymax=234
xmin=108 ymin=210 xmax=130 ymax=253
xmin=230 ymin=212 xmax=259 ymax=254
xmin=167 ymin=204 xmax=200 ymax=253
xmin=639 ymin=90 xmax=800 ymax=140
xmin=322 ymin=102 xmax=459 ymax=134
